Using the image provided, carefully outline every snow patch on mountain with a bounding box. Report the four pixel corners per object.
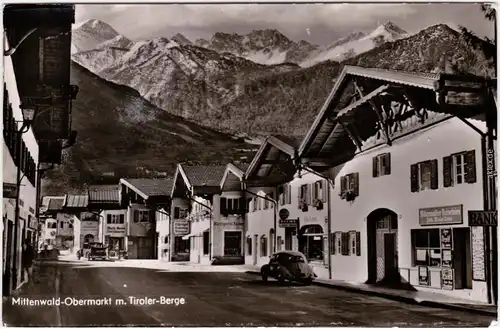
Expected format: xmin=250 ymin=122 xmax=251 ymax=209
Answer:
xmin=72 ymin=19 xmax=121 ymax=53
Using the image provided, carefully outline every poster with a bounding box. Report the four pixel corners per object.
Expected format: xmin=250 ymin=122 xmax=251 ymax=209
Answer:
xmin=440 ymin=228 xmax=452 ymax=249
xmin=442 ymin=249 xmax=452 ymax=268
xmin=471 ymin=226 xmax=486 ymax=281
xmin=441 ymin=268 xmax=454 ymax=290
xmin=418 ymin=266 xmax=429 ymax=286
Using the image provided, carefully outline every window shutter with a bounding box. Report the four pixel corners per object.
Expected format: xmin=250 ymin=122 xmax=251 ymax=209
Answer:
xmin=356 ymin=231 xmax=361 ymax=256
xmin=322 ymin=180 xmax=328 ymax=202
xmin=239 ymin=197 xmax=245 ymax=213
xmin=220 ymin=197 xmax=227 ymax=213
xmin=384 ymin=153 xmax=391 ymax=175
xmin=308 ymin=183 xmax=314 ymax=204
xmin=297 ymin=186 xmax=302 ymax=209
xmin=410 ymin=163 xmax=419 ymax=192
xmin=287 ymin=184 xmax=291 ymax=204
xmin=465 ymin=150 xmax=477 ymax=183
xmin=174 ymin=207 xmax=180 ymax=219
xmin=372 ymin=156 xmax=379 ymax=177
xmin=443 ymin=155 xmax=453 ymax=187
xmin=430 ymin=159 xmax=438 ymax=190
xmin=120 ymin=214 xmax=125 ymax=224
xmin=330 ymin=233 xmax=336 ymax=255
xmin=134 ymin=210 xmax=140 ymax=222
xmin=107 ymin=214 xmax=111 ymax=223
xmin=353 ymin=173 xmax=360 ymax=196
xmin=341 ymin=233 xmax=349 ymax=256
xmin=340 ymin=176 xmax=347 ymax=194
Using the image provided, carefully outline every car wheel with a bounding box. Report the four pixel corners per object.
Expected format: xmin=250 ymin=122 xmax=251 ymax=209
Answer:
xmin=277 ymin=273 xmax=285 ymax=284
xmin=261 ymin=268 xmax=269 ymax=282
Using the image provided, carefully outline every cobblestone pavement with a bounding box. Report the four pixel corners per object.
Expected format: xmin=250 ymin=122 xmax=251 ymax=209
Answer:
xmin=2 ymin=260 xmax=497 ymax=327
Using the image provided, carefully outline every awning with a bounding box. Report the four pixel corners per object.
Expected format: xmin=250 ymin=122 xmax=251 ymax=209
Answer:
xmin=182 ymin=220 xmax=210 ymax=240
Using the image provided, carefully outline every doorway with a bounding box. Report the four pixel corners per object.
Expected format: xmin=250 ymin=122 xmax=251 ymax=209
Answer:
xmin=367 ymin=208 xmax=399 ymax=284
xmin=253 ymin=234 xmax=258 ymax=265
xmin=452 ymin=227 xmax=473 ymax=289
xmin=299 ymin=225 xmax=324 ymax=261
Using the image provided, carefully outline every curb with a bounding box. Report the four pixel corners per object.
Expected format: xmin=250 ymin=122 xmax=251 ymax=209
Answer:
xmin=245 ymin=271 xmax=497 ymax=317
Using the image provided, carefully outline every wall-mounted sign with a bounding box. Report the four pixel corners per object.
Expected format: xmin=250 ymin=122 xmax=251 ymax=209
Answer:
xmin=487 ymin=148 xmax=496 ymax=178
xmin=441 ymin=268 xmax=454 ymax=290
xmin=442 ymin=249 xmax=453 ymax=268
xmin=279 ymin=218 xmax=298 ymax=228
xmin=107 ymin=224 xmax=126 ymax=236
xmin=173 ymin=220 xmax=189 ymax=235
xmin=440 ymin=228 xmax=452 ymax=249
xmin=468 ymin=210 xmax=498 ymax=226
xmin=419 ymin=205 xmax=463 ymax=226
xmin=3 ymin=183 xmax=17 ymax=199
xmin=279 ymin=208 xmax=290 ymax=220
xmin=214 ymin=221 xmax=243 ymax=226
xmin=471 ymin=226 xmax=486 ymax=281
xmin=418 ymin=266 xmax=429 ymax=286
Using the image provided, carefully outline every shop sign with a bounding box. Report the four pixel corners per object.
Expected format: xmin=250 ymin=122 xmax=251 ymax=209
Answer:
xmin=468 ymin=210 xmax=497 ymax=226
xmin=279 ymin=218 xmax=298 ymax=228
xmin=471 ymin=226 xmax=486 ymax=281
xmin=107 ymin=224 xmax=126 ymax=235
xmin=441 ymin=268 xmax=454 ymax=290
xmin=487 ymin=148 xmax=496 ymax=178
xmin=173 ymin=220 xmax=189 ymax=235
xmin=419 ymin=205 xmax=463 ymax=226
xmin=279 ymin=208 xmax=289 ymax=220
xmin=418 ymin=266 xmax=429 ymax=286
xmin=442 ymin=249 xmax=453 ymax=268
xmin=3 ymin=183 xmax=17 ymax=199
xmin=214 ymin=221 xmax=243 ymax=227
xmin=440 ymin=228 xmax=452 ymax=249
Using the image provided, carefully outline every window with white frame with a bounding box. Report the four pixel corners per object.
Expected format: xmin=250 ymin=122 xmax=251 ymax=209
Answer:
xmin=453 ymin=153 xmax=467 ymax=185
xmin=313 ymin=180 xmax=324 ymax=201
xmin=107 ymin=214 xmax=125 ymax=224
xmin=411 ymin=160 xmax=438 ymax=192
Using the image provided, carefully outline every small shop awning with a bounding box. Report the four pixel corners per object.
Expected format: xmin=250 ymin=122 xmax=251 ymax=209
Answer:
xmin=182 ymin=220 xmax=210 ymax=240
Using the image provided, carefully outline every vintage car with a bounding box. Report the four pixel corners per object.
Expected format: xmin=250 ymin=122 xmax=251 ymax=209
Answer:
xmin=77 ymin=242 xmax=106 ymax=260
xmin=88 ymin=243 xmax=107 ymax=261
xmin=261 ymin=250 xmax=317 ymax=285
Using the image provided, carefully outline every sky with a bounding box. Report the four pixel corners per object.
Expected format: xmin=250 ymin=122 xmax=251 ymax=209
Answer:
xmin=75 ymin=3 xmax=495 ymax=45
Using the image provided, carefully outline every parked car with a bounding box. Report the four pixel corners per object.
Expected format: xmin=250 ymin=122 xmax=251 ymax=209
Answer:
xmin=78 ymin=242 xmax=106 ymax=260
xmin=88 ymin=244 xmax=107 ymax=261
xmin=261 ymin=250 xmax=317 ymax=285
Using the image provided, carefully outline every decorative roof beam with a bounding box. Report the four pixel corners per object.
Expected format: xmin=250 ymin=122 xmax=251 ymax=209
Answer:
xmin=338 ymin=120 xmax=362 ymax=152
xmin=317 ymin=120 xmax=343 ymax=156
xmin=353 ymin=80 xmax=392 ymax=146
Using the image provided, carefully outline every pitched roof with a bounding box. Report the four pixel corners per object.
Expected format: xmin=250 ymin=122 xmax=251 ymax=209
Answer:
xmin=64 ymin=194 xmax=88 ymax=208
xmin=121 ymin=178 xmax=174 ymax=198
xmin=88 ymin=185 xmax=119 ymax=203
xmin=47 ymin=197 xmax=65 ymax=211
xmin=271 ymin=135 xmax=303 ymax=150
xmin=180 ymin=165 xmax=227 ymax=187
xmin=233 ymin=163 xmax=250 ymax=173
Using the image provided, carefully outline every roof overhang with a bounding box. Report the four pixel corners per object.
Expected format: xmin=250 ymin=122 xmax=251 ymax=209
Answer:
xmin=244 ymin=136 xmax=297 ymax=187
xmin=4 ymin=4 xmax=77 ymax=141
xmin=298 ymin=65 xmax=495 ymax=171
xmin=120 ymin=178 xmax=149 ymax=200
xmin=220 ymin=163 xmax=244 ymax=189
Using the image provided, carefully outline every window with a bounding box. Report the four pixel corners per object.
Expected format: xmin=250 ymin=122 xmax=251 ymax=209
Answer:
xmin=203 ymin=231 xmax=209 ymax=255
xmin=411 ymin=229 xmax=441 ymax=267
xmin=174 ymin=236 xmax=189 ymax=253
xmin=443 ymin=150 xmax=477 ymax=187
xmin=260 ymin=235 xmax=267 ymax=257
xmin=349 ymin=231 xmax=361 ymax=256
xmin=339 ymin=173 xmax=359 ymax=198
xmin=373 ymin=153 xmax=391 ymax=177
xmin=164 ymin=236 xmax=169 ymax=244
xmin=60 ymin=221 xmax=64 ymax=228
xmin=246 ymin=236 xmax=252 ymax=255
xmin=107 ymin=214 xmax=125 ymax=224
xmin=174 ymin=207 xmax=180 ymax=219
xmin=411 ymin=160 xmax=438 ymax=192
xmin=298 ymin=184 xmax=311 ymax=210
xmin=263 ymin=197 xmax=269 ymax=209
xmin=313 ymin=181 xmax=325 ymax=202
xmin=133 ymin=210 xmax=150 ymax=222
xmin=220 ymin=197 xmax=245 ymax=215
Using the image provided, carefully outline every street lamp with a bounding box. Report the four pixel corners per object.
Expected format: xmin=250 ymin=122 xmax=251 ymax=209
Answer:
xmin=11 ymin=106 xmax=36 ymax=292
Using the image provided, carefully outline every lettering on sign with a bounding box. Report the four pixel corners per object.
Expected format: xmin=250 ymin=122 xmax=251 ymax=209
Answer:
xmin=3 ymin=183 xmax=17 ymax=199
xmin=419 ymin=205 xmax=463 ymax=226
xmin=441 ymin=268 xmax=454 ymax=290
xmin=471 ymin=226 xmax=486 ymax=281
xmin=487 ymin=148 xmax=496 ymax=178
xmin=468 ymin=210 xmax=498 ymax=226
xmin=279 ymin=209 xmax=289 ymax=220
xmin=279 ymin=219 xmax=298 ymax=228
xmin=173 ymin=221 xmax=189 ymax=235
xmin=107 ymin=225 xmax=126 ymax=235
xmin=214 ymin=221 xmax=243 ymax=226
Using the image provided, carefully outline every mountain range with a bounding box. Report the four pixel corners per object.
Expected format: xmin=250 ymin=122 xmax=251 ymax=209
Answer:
xmin=43 ymin=18 xmax=494 ymax=193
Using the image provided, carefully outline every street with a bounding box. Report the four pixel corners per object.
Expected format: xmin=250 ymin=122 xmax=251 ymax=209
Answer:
xmin=2 ymin=259 xmax=497 ymax=327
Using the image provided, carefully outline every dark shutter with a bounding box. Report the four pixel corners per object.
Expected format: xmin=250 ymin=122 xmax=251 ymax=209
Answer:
xmin=120 ymin=214 xmax=125 ymax=224
xmin=174 ymin=207 xmax=180 ymax=219
xmin=134 ymin=210 xmax=139 ymax=222
xmin=352 ymin=173 xmax=360 ymax=196
xmin=372 ymin=156 xmax=379 ymax=177
xmin=410 ymin=163 xmax=419 ymax=192
xmin=356 ymin=231 xmax=361 ymax=256
xmin=341 ymin=233 xmax=349 ymax=256
xmin=430 ymin=159 xmax=438 ymax=190
xmin=107 ymin=214 xmax=111 ymax=223
xmin=443 ymin=155 xmax=453 ymax=187
xmin=384 ymin=153 xmax=391 ymax=175
xmin=331 ymin=233 xmax=336 ymax=255
xmin=340 ymin=176 xmax=347 ymax=194
xmin=220 ymin=197 xmax=227 ymax=213
xmin=465 ymin=150 xmax=477 ymax=183
xmin=238 ymin=197 xmax=245 ymax=213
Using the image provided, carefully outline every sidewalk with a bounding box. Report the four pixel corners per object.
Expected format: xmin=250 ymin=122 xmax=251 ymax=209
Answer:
xmin=241 ymin=264 xmax=498 ymax=317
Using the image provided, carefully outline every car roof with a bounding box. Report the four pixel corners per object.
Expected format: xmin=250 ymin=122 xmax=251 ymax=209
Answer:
xmin=275 ymin=250 xmax=306 ymax=257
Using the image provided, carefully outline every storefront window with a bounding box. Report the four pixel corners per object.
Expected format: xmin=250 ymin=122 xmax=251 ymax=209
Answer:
xmin=412 ymin=229 xmax=441 ymax=267
xmin=174 ymin=236 xmax=189 ymax=253
xmin=224 ymin=231 xmax=242 ymax=256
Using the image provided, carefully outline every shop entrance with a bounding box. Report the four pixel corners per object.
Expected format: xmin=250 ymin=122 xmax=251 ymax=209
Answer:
xmin=452 ymin=227 xmax=473 ymax=289
xmin=299 ymin=225 xmax=324 ymax=261
xmin=367 ymin=208 xmax=399 ymax=284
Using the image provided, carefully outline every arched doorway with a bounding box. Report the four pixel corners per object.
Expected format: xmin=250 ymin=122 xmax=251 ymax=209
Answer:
xmin=367 ymin=209 xmax=398 ymax=284
xmin=299 ymin=225 xmax=324 ymax=261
